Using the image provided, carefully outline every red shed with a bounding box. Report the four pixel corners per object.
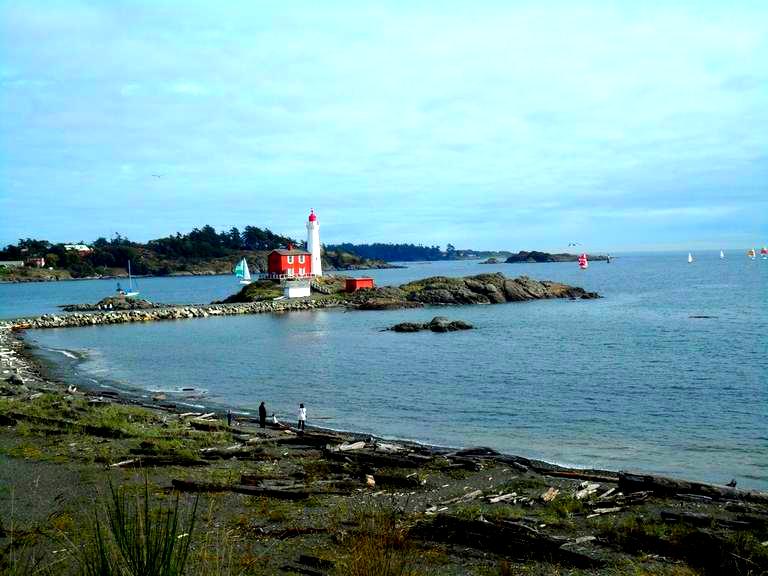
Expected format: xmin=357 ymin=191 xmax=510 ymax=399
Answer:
xmin=267 ymin=248 xmax=312 ymax=278
xmin=345 ymin=277 xmax=375 ymax=292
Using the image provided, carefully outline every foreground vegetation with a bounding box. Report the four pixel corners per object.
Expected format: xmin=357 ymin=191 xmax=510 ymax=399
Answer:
xmin=1 ymin=379 xmax=766 ymax=576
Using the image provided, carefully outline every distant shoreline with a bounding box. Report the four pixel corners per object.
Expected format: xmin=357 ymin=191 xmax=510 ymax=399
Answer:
xmin=0 ymin=264 xmax=405 ymax=284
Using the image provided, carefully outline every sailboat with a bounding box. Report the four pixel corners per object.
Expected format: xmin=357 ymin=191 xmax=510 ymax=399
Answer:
xmin=761 ymin=247 xmax=768 ymax=260
xmin=720 ymin=250 xmax=725 ymax=260
xmin=747 ymin=248 xmax=756 ymax=260
xmin=234 ymin=257 xmax=252 ymax=285
xmin=117 ymin=261 xmax=139 ymax=298
xmin=578 ymin=253 xmax=588 ymax=269
xmin=687 ymin=252 xmax=694 ymax=264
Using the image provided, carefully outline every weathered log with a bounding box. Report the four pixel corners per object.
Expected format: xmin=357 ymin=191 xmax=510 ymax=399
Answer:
xmin=0 ymin=413 xmax=18 ymax=426
xmin=189 ymin=419 xmax=236 ymax=433
xmin=171 ymin=478 xmax=350 ymax=499
xmin=445 ymin=456 xmax=484 ymax=471
xmin=372 ymin=473 xmax=422 ymax=488
xmin=661 ymin=510 xmax=761 ymax=529
xmin=198 ymin=445 xmax=268 ymax=460
xmin=118 ymin=455 xmax=208 ymax=467
xmin=240 ymin=472 xmax=305 ymax=485
xmin=418 ymin=514 xmax=604 ymax=568
xmin=539 ymin=469 xmax=618 ymax=483
xmin=324 ymin=448 xmax=432 ymax=469
xmin=619 ymin=471 xmax=768 ymax=504
xmin=277 ymin=432 xmax=347 ymax=447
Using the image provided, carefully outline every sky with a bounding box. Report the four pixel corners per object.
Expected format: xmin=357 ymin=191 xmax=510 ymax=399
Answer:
xmin=1 ymin=1 xmax=766 ymax=252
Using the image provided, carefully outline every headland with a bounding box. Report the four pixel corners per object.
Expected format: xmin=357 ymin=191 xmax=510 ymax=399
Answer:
xmin=8 ymin=273 xmax=598 ymax=330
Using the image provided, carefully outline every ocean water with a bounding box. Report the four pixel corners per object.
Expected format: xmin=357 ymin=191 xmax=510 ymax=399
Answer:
xmin=10 ymin=252 xmax=768 ymax=489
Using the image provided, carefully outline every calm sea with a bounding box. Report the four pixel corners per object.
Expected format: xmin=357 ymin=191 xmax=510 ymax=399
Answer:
xmin=5 ymin=253 xmax=768 ymax=489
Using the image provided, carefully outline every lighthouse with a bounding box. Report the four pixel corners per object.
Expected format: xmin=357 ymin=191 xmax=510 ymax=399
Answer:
xmin=306 ymin=209 xmax=322 ymax=277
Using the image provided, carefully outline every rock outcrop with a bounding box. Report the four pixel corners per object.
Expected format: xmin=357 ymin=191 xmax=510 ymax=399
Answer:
xmin=60 ymin=296 xmax=158 ymax=312
xmin=505 ymin=251 xmax=609 ymax=263
xmin=389 ymin=317 xmax=474 ymax=333
xmin=349 ymin=273 xmax=598 ymax=309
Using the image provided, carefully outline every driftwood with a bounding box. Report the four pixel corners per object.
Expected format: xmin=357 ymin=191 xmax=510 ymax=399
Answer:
xmin=661 ymin=510 xmax=764 ymax=530
xmin=619 ymin=472 xmax=768 ymax=504
xmin=324 ymin=448 xmax=432 ymax=469
xmin=373 ymin=473 xmax=422 ymax=488
xmin=241 ymin=472 xmax=306 ymax=485
xmin=277 ymin=432 xmax=347 ymax=447
xmin=189 ymin=419 xmax=236 ymax=433
xmin=281 ymin=554 xmax=335 ymax=576
xmin=114 ymin=455 xmax=208 ymax=467
xmin=171 ymin=478 xmax=353 ymax=499
xmin=198 ymin=445 xmax=269 ymax=460
xmin=419 ymin=514 xmax=604 ymax=568
xmin=445 ymin=448 xmax=620 ymax=481
xmin=539 ymin=469 xmax=619 ymax=483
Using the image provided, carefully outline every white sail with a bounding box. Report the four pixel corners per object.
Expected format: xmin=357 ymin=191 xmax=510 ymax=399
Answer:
xmin=720 ymin=250 xmax=725 ymax=259
xmin=235 ymin=257 xmax=252 ymax=284
xmin=125 ymin=261 xmax=139 ymax=297
xmin=687 ymin=252 xmax=693 ymax=263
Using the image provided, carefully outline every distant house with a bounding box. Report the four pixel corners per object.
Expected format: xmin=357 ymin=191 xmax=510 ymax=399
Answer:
xmin=266 ymin=247 xmax=313 ymax=278
xmin=26 ymin=257 xmax=46 ymax=268
xmin=345 ymin=277 xmax=375 ymax=292
xmin=0 ymin=261 xmax=25 ymax=269
xmin=64 ymin=244 xmax=92 ymax=254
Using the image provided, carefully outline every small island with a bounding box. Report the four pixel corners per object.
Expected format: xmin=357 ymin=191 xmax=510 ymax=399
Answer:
xmin=223 ymin=272 xmax=599 ymax=310
xmin=388 ymin=316 xmax=474 ymax=332
xmin=486 ymin=251 xmax=610 ymax=264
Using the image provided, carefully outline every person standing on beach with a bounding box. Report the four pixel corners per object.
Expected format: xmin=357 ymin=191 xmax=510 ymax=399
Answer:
xmin=297 ymin=403 xmax=306 ymax=433
xmin=226 ymin=409 xmax=233 ymax=427
xmin=258 ymin=401 xmax=267 ymax=428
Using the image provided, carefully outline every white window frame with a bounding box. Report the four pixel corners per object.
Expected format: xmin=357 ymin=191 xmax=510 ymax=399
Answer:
xmin=298 ymin=254 xmax=305 ymax=264
xmin=287 ymin=255 xmax=294 ymax=264
xmin=298 ymin=267 xmax=305 ymax=276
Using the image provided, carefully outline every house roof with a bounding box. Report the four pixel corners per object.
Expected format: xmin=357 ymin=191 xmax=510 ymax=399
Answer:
xmin=270 ymin=249 xmax=311 ymax=256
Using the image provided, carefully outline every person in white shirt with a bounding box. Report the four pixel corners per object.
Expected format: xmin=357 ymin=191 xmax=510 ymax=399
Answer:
xmin=297 ymin=403 xmax=307 ymax=432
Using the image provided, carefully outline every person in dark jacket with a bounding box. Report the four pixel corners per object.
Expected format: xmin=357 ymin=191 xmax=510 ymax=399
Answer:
xmin=258 ymin=401 xmax=267 ymax=428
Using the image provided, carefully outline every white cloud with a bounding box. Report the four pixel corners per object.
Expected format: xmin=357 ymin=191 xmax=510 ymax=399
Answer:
xmin=0 ymin=1 xmax=766 ymax=248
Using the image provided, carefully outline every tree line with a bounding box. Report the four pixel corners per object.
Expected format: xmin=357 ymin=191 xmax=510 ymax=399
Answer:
xmin=324 ymin=242 xmax=450 ymax=262
xmin=0 ymin=226 xmax=300 ymax=277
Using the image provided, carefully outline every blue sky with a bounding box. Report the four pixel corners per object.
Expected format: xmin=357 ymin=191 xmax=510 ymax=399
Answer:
xmin=1 ymin=1 xmax=766 ymax=252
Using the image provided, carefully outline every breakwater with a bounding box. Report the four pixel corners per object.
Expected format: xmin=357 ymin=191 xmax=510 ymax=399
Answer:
xmin=4 ymin=298 xmax=344 ymax=330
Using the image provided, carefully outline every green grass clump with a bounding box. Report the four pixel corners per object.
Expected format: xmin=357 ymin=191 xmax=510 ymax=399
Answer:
xmin=77 ymin=479 xmax=198 ymax=576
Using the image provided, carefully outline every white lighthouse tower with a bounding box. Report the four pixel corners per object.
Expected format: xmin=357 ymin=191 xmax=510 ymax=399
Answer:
xmin=306 ymin=209 xmax=322 ymax=277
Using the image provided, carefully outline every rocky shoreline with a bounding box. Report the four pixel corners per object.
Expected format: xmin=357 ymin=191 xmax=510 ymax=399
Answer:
xmin=5 ymin=298 xmax=344 ymax=330
xmin=5 ymin=273 xmax=599 ymax=331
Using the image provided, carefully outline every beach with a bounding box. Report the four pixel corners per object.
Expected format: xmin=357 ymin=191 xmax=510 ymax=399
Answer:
xmin=2 ymin=321 xmax=768 ymax=575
